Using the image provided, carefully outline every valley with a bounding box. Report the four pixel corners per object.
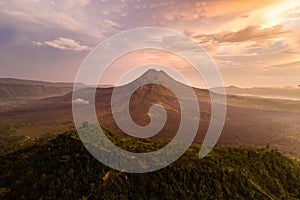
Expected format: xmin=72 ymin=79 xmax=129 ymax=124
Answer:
xmin=1 ymin=70 xmax=300 ymax=159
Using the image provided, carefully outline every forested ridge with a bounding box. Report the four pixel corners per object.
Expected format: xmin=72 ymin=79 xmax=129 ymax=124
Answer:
xmin=1 ymin=131 xmax=300 ymax=199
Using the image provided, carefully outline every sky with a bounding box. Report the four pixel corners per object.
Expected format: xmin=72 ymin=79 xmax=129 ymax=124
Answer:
xmin=0 ymin=0 xmax=300 ymax=88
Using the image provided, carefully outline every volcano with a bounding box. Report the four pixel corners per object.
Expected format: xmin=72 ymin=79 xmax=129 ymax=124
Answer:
xmin=1 ymin=69 xmax=300 ymax=159
xmin=91 ymin=69 xmax=210 ymax=141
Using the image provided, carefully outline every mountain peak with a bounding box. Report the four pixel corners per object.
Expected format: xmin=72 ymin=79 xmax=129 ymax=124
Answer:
xmin=142 ymin=69 xmax=168 ymax=77
xmin=133 ymin=69 xmax=176 ymax=86
xmin=124 ymin=68 xmax=189 ymax=90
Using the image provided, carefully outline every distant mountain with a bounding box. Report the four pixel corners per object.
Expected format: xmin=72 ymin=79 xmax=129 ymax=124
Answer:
xmin=0 ymin=78 xmax=86 ymax=102
xmin=1 ymin=131 xmax=300 ymax=199
xmin=1 ymin=69 xmax=300 ymax=160
xmin=0 ymin=78 xmax=85 ymax=88
xmin=221 ymin=86 xmax=300 ymax=100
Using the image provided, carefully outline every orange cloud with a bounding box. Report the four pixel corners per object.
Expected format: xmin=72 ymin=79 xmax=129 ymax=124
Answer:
xmin=33 ymin=37 xmax=91 ymax=51
xmin=194 ymin=25 xmax=288 ymax=44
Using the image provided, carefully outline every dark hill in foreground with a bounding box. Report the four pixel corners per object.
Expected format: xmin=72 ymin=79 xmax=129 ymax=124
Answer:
xmin=1 ymin=131 xmax=300 ymax=199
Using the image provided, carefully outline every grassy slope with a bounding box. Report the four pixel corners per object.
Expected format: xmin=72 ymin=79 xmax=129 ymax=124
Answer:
xmin=0 ymin=131 xmax=300 ymax=199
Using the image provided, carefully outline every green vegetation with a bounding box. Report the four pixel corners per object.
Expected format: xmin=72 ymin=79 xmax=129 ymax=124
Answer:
xmin=1 ymin=131 xmax=300 ymax=199
xmin=0 ymin=124 xmax=34 ymax=156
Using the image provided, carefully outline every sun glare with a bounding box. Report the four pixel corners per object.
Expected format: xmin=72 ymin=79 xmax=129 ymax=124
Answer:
xmin=263 ymin=0 xmax=300 ymax=28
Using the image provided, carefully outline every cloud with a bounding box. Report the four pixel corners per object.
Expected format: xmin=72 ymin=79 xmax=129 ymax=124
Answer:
xmin=73 ymin=98 xmax=90 ymax=105
xmin=159 ymin=0 xmax=279 ymax=23
xmin=216 ymin=52 xmax=258 ymax=57
xmin=0 ymin=0 xmax=299 ymax=87
xmin=268 ymin=60 xmax=300 ymax=70
xmin=0 ymin=1 xmax=103 ymax=39
xmin=33 ymin=37 xmax=91 ymax=51
xmin=64 ymin=0 xmax=90 ymax=8
xmin=2 ymin=9 xmax=44 ymax=25
xmin=194 ymin=25 xmax=288 ymax=44
xmin=259 ymin=60 xmax=300 ymax=79
xmin=103 ymin=19 xmax=121 ymax=28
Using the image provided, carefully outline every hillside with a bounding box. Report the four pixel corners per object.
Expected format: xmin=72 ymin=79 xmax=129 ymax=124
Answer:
xmin=0 ymin=78 xmax=86 ymax=102
xmin=1 ymin=70 xmax=300 ymax=160
xmin=0 ymin=78 xmax=85 ymax=88
xmin=0 ymin=83 xmax=73 ymax=101
xmin=0 ymin=131 xmax=300 ymax=199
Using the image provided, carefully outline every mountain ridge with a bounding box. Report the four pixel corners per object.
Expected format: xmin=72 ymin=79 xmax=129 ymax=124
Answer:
xmin=1 ymin=131 xmax=300 ymax=199
xmin=1 ymin=69 xmax=300 ymax=160
xmin=0 ymin=78 xmax=87 ymax=102
xmin=0 ymin=78 xmax=86 ymax=87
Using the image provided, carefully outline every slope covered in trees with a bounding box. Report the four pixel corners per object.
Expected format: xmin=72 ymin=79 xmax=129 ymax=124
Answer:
xmin=1 ymin=131 xmax=300 ymax=199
